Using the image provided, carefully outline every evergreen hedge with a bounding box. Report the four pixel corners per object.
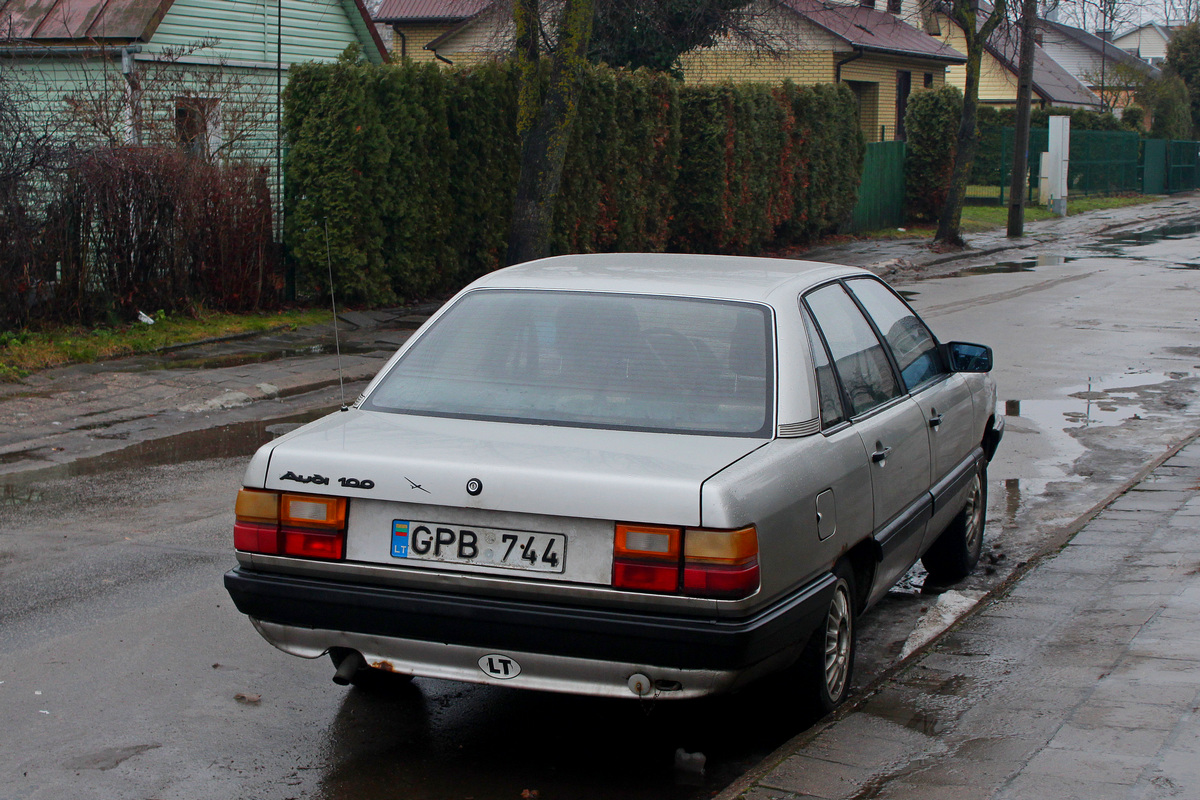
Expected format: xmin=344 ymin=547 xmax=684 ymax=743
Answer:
xmin=903 ymin=86 xmax=961 ymax=223
xmin=283 ymin=58 xmax=865 ymax=305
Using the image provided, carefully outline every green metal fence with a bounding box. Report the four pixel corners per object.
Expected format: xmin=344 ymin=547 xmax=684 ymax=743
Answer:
xmin=1166 ymin=140 xmax=1200 ymax=193
xmin=846 ymin=140 xmax=906 ymax=233
xmin=967 ymin=127 xmax=1142 ymax=204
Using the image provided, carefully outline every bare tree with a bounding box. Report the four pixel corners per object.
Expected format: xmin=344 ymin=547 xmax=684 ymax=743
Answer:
xmin=935 ymin=0 xmax=1010 ymax=248
xmin=44 ymin=40 xmax=276 ymax=162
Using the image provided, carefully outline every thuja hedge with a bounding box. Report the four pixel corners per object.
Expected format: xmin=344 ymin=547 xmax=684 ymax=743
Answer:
xmin=284 ymin=58 xmax=865 ymax=305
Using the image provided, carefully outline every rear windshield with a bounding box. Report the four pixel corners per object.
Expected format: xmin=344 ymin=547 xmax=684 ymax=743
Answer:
xmin=363 ymin=289 xmax=774 ymax=437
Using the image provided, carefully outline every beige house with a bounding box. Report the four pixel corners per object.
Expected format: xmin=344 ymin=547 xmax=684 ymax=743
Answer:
xmin=380 ymin=0 xmax=966 ymax=143
xmin=1111 ymin=22 xmax=1175 ymax=65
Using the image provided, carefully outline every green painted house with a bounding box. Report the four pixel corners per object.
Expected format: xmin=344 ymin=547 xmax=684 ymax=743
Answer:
xmin=0 ymin=0 xmax=387 ymax=169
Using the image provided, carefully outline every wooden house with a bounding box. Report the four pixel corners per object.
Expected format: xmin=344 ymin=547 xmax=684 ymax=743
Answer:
xmin=0 ymin=0 xmax=387 ymax=165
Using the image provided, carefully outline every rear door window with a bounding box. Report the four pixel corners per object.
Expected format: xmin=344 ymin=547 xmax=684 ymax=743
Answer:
xmin=846 ymin=278 xmax=944 ymax=391
xmin=803 ymin=283 xmax=901 ymax=417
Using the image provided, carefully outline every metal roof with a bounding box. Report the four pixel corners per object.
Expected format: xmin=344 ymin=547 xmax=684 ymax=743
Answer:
xmin=780 ymin=0 xmax=966 ymax=63
xmin=0 ymin=0 xmax=174 ymax=42
xmin=0 ymin=0 xmax=387 ymax=61
xmin=374 ymin=0 xmax=488 ymax=23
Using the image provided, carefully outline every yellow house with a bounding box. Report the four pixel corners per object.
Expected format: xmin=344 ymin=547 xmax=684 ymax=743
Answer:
xmin=680 ymin=0 xmax=967 ymax=142
xmin=374 ymin=0 xmax=490 ymax=63
xmin=927 ymin=2 xmax=1099 ymax=108
xmin=393 ymin=0 xmax=967 ymax=143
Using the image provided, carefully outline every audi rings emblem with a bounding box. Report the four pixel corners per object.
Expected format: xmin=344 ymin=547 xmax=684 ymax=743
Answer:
xmin=466 ymin=478 xmax=483 ymax=496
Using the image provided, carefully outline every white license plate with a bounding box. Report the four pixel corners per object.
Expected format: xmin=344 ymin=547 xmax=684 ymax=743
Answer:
xmin=391 ymin=520 xmax=567 ymax=573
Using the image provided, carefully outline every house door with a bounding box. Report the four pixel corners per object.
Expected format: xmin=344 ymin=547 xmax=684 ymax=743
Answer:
xmin=895 ymin=71 xmax=912 ymax=141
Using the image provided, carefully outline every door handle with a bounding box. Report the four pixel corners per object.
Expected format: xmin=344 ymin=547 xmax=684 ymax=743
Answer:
xmin=928 ymin=413 xmax=944 ymax=429
xmin=871 ymin=446 xmax=892 ymax=464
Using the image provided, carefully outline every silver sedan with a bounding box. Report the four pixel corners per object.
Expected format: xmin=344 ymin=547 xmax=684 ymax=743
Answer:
xmin=225 ymin=253 xmax=1002 ymax=710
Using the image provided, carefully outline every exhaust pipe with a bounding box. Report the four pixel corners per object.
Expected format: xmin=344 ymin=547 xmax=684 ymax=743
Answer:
xmin=332 ymin=650 xmax=366 ymax=685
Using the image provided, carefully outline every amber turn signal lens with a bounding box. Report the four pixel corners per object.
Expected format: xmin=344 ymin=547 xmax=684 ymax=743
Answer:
xmin=235 ymin=488 xmax=280 ymax=524
xmin=683 ymin=526 xmax=758 ymax=565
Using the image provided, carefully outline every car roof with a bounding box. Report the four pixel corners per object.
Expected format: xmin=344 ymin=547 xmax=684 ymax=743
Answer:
xmin=469 ymin=253 xmax=869 ymax=304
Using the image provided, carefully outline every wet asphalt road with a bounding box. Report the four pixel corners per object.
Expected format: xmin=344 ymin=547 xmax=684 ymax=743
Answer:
xmin=2 ymin=219 xmax=1200 ymax=800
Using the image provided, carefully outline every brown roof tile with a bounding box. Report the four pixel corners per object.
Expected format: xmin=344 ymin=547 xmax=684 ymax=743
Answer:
xmin=374 ymin=0 xmax=488 ymax=23
xmin=781 ymin=0 xmax=966 ymax=62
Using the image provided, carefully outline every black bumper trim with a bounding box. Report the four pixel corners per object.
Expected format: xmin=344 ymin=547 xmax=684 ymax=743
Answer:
xmin=224 ymin=568 xmax=835 ymax=671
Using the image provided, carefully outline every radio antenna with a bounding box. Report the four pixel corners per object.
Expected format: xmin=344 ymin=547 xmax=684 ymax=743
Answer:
xmin=324 ymin=218 xmax=347 ymax=411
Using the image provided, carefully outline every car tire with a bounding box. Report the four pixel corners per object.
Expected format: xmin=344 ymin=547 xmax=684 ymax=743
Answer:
xmin=801 ymin=562 xmax=856 ymax=714
xmin=922 ymin=466 xmax=986 ymax=584
xmin=329 ymin=649 xmax=414 ymax=691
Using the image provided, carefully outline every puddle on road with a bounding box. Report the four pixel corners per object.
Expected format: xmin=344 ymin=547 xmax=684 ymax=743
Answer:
xmin=0 ymin=407 xmax=334 ymax=501
xmin=1103 ymin=220 xmax=1200 ymax=246
xmin=153 ymin=343 xmax=374 ymax=371
xmin=995 ymin=369 xmax=1200 ymax=536
xmin=953 ymin=253 xmax=1077 ymax=277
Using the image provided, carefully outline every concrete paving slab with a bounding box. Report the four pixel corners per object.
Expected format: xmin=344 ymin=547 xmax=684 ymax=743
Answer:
xmin=1046 ymin=723 xmax=1171 ymax=759
xmin=998 ymin=772 xmax=1135 ymax=800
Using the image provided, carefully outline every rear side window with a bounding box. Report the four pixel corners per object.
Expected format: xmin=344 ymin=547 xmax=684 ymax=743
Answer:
xmin=846 ymin=278 xmax=943 ymax=390
xmin=803 ymin=283 xmax=901 ymax=417
xmin=364 ymin=290 xmax=774 ymax=437
xmin=802 ymin=311 xmax=846 ymax=428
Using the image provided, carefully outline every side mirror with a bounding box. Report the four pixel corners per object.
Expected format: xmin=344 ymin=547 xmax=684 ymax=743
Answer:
xmin=943 ymin=342 xmax=993 ymax=373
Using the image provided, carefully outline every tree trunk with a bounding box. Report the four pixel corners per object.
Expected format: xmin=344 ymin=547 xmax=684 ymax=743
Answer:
xmin=934 ymin=0 xmax=1006 ymax=248
xmin=1007 ymin=0 xmax=1037 ymax=238
xmin=934 ymin=45 xmax=983 ymax=247
xmin=506 ymin=0 xmax=594 ymax=266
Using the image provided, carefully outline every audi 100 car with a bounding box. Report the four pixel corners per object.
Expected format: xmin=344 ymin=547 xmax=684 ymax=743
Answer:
xmin=225 ymin=253 xmax=1002 ymax=709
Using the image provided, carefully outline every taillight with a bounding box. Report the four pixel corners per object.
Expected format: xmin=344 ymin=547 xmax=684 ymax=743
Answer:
xmin=612 ymin=523 xmax=759 ymax=599
xmin=613 ymin=524 xmax=681 ymax=592
xmin=234 ymin=488 xmax=347 ymax=560
xmin=683 ymin=526 xmax=759 ymax=599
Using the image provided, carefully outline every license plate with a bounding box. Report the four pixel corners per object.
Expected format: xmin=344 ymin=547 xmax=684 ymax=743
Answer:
xmin=391 ymin=520 xmax=567 ymax=573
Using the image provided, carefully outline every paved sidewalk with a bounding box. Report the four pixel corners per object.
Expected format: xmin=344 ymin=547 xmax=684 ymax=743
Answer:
xmin=722 ymin=439 xmax=1200 ymax=800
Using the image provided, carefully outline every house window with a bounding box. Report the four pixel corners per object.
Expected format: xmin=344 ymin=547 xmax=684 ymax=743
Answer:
xmin=175 ymin=97 xmax=221 ymax=159
xmin=924 ymin=72 xmax=934 ymax=88
xmin=887 ymin=0 xmax=902 ymax=13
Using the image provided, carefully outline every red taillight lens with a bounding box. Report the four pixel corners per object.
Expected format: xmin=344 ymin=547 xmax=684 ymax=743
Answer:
xmin=282 ymin=529 xmax=345 ymax=560
xmin=235 ymin=488 xmax=347 ymax=560
xmin=234 ymin=521 xmax=281 ymax=554
xmin=683 ymin=561 xmax=760 ymax=598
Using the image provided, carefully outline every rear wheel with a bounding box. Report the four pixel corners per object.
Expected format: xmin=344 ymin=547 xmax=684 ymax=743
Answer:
xmin=922 ymin=467 xmax=986 ymax=584
xmin=801 ymin=563 xmax=856 ymax=713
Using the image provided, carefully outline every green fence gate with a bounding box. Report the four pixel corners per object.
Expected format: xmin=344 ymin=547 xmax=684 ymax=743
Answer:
xmin=1166 ymin=140 xmax=1200 ymax=193
xmin=847 ymin=140 xmax=906 ymax=233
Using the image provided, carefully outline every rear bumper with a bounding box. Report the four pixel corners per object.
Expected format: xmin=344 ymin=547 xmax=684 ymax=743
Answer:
xmin=224 ymin=567 xmax=834 ymax=696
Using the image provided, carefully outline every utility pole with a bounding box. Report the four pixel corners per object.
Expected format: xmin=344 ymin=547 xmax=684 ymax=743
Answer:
xmin=1007 ymin=0 xmax=1038 ymax=237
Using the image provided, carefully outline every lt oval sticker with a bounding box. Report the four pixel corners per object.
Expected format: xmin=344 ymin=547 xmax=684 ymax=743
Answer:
xmin=478 ymin=653 xmax=521 ymax=680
